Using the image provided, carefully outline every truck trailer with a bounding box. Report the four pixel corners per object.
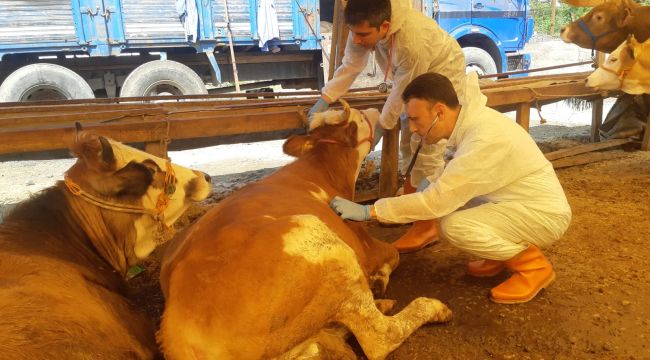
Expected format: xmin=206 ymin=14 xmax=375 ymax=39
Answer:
xmin=0 ymin=0 xmax=533 ymax=102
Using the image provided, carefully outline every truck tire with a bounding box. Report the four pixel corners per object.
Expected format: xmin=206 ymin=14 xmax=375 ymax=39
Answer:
xmin=120 ymin=60 xmax=208 ymax=98
xmin=0 ymin=63 xmax=94 ymax=102
xmin=462 ymin=47 xmax=498 ymax=76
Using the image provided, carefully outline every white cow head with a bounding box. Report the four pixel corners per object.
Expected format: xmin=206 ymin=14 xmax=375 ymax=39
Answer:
xmin=587 ymin=35 xmax=650 ymax=94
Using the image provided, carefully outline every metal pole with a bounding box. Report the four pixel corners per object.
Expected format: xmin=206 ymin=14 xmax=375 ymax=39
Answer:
xmin=223 ymin=0 xmax=241 ymax=92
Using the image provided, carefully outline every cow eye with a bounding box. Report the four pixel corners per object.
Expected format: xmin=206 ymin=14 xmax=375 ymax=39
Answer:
xmin=595 ymin=14 xmax=602 ymax=22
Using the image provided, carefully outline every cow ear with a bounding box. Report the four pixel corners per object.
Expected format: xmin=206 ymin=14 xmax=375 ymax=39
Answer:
xmin=73 ymin=133 xmax=117 ymax=171
xmin=625 ymin=43 xmax=635 ymax=61
xmin=345 ymin=121 xmax=359 ymax=147
xmin=283 ymin=135 xmax=311 ymax=157
xmin=617 ymin=4 xmax=634 ymax=27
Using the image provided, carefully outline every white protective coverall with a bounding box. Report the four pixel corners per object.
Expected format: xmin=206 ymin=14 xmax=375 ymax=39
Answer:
xmin=374 ymin=73 xmax=572 ymax=260
xmin=321 ymin=0 xmax=466 ymax=184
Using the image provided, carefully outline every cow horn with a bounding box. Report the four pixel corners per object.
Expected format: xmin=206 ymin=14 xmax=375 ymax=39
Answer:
xmin=339 ymin=98 xmax=351 ymax=122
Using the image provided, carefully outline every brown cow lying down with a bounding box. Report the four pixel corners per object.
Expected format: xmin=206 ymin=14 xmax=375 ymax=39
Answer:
xmin=0 ymin=132 xmax=211 ymax=359
xmin=587 ymin=35 xmax=650 ymax=94
xmin=560 ymin=0 xmax=650 ymax=53
xmin=158 ymin=101 xmax=452 ymax=360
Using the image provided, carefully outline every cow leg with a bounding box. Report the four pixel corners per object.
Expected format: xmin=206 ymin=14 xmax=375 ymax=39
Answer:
xmin=345 ymin=222 xmax=399 ymax=297
xmin=277 ymin=299 xmax=398 ymax=360
xmin=336 ymin=292 xmax=452 ymax=360
xmin=276 ymin=325 xmax=357 ymax=360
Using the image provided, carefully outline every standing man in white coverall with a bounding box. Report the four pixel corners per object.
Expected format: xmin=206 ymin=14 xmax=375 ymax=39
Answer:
xmin=308 ymin=0 xmax=467 ymax=253
xmin=330 ymin=72 xmax=572 ymax=304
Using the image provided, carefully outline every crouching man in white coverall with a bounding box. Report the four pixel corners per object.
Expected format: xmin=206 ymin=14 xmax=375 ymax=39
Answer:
xmin=330 ymin=72 xmax=572 ymax=304
xmin=308 ymin=0 xmax=467 ymax=253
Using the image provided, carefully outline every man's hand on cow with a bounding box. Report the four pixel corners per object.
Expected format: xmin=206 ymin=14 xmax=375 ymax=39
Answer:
xmin=308 ymin=98 xmax=330 ymax=122
xmin=329 ymin=196 xmax=371 ymax=221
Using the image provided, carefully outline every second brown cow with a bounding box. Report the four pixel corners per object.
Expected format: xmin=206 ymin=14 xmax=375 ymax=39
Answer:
xmin=158 ymin=102 xmax=452 ymax=360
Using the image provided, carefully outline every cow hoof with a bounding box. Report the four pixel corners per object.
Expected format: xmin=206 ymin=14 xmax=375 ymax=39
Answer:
xmin=414 ymin=297 xmax=453 ymax=323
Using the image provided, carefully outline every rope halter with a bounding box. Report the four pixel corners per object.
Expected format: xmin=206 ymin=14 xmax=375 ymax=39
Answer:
xmin=64 ymin=160 xmax=178 ymax=244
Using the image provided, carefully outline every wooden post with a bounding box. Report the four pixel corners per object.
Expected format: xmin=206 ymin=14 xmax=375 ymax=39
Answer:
xmin=591 ymin=98 xmax=603 ymax=143
xmin=642 ymin=113 xmax=650 ymax=151
xmin=591 ymin=51 xmax=606 ymax=143
xmin=378 ymin=126 xmax=400 ymax=198
xmin=144 ymin=141 xmax=168 ymax=159
xmin=550 ymin=0 xmax=557 ymax=35
xmin=516 ymin=102 xmax=531 ymax=132
xmin=328 ymin=0 xmax=341 ymax=81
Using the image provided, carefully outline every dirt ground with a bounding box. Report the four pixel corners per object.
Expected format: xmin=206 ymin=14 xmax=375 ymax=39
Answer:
xmin=128 ymin=140 xmax=650 ymax=360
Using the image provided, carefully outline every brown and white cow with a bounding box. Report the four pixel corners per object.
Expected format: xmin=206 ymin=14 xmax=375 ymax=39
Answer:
xmin=0 ymin=132 xmax=211 ymax=359
xmin=158 ymin=101 xmax=452 ymax=360
xmin=560 ymin=0 xmax=650 ymax=53
xmin=587 ymin=35 xmax=650 ymax=94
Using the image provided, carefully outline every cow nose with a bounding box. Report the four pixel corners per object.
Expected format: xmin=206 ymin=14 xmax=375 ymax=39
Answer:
xmin=560 ymin=27 xmax=566 ymax=35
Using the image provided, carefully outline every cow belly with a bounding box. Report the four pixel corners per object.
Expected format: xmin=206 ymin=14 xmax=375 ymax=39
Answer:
xmin=159 ymin=214 xmax=369 ymax=360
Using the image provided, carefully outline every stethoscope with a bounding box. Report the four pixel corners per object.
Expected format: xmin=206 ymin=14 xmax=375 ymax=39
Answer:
xmin=378 ymin=34 xmax=394 ymax=94
xmin=397 ymin=113 xmax=439 ymax=194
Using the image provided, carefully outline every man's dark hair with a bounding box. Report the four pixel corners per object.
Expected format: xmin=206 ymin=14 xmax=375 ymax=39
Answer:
xmin=402 ymin=72 xmax=460 ymax=108
xmin=344 ymin=0 xmax=391 ymax=29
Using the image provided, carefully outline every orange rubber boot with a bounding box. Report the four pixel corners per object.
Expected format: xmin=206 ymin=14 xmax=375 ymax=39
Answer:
xmin=467 ymin=259 xmax=505 ymax=277
xmin=391 ymin=219 xmax=439 ymax=254
xmin=490 ymin=245 xmax=556 ymax=304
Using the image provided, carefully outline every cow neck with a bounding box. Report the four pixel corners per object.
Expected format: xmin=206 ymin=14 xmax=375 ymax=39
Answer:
xmin=62 ymin=184 xmax=131 ymax=275
xmin=0 ymin=186 xmax=126 ymax=282
xmin=305 ymin=146 xmax=358 ymax=199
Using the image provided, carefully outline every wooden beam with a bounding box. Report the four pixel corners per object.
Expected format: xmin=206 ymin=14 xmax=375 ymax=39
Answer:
xmin=552 ymin=151 xmax=626 ymax=169
xmin=544 ymin=138 xmax=632 ymax=161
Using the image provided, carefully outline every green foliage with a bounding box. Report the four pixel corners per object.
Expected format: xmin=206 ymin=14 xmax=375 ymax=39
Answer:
xmin=530 ymin=1 xmax=589 ymax=37
xmin=530 ymin=0 xmax=650 ymax=37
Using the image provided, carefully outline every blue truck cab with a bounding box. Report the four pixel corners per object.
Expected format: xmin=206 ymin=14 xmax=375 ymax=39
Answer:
xmin=424 ymin=0 xmax=534 ymax=75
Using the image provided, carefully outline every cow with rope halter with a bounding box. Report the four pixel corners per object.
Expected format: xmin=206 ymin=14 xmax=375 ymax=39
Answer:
xmin=158 ymin=99 xmax=452 ymax=360
xmin=560 ymin=0 xmax=650 ymax=54
xmin=0 ymin=131 xmax=211 ymax=359
xmin=587 ymin=35 xmax=650 ymax=94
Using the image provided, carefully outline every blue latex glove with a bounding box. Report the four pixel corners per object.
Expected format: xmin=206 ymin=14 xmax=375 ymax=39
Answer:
xmin=308 ymin=98 xmax=330 ymax=120
xmin=329 ymin=196 xmax=371 ymax=221
xmin=416 ymin=178 xmax=430 ymax=192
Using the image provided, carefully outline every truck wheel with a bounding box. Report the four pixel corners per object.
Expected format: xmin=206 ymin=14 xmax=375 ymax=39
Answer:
xmin=0 ymin=63 xmax=94 ymax=102
xmin=462 ymin=47 xmax=497 ymax=76
xmin=120 ymin=60 xmax=207 ymax=98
